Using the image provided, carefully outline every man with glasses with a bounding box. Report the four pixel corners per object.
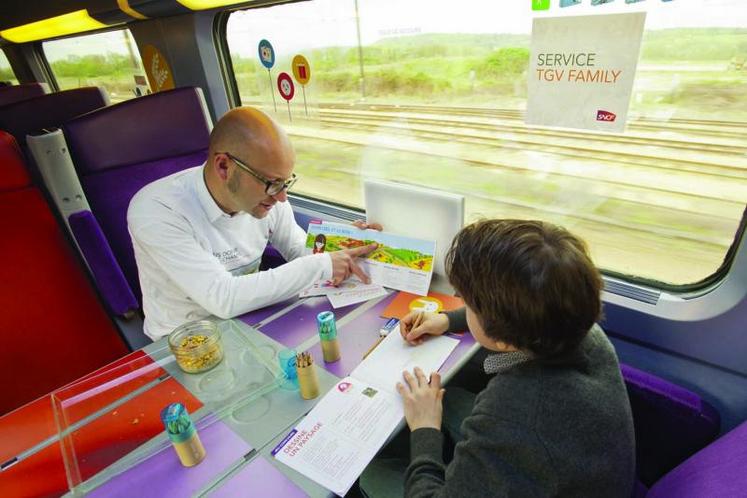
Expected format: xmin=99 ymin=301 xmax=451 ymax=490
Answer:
xmin=128 ymin=107 xmax=378 ymax=340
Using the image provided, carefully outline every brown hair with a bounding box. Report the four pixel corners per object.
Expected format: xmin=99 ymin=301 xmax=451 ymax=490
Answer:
xmin=446 ymin=219 xmax=603 ymax=358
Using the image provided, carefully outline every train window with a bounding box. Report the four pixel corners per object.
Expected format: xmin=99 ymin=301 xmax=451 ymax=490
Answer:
xmin=42 ymin=29 xmax=149 ymax=103
xmin=0 ymin=50 xmax=18 ymax=85
xmin=224 ymin=1 xmax=747 ymax=287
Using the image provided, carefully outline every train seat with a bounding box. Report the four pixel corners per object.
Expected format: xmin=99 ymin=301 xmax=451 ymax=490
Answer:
xmin=0 ymin=82 xmax=48 ymax=107
xmin=642 ymin=419 xmax=747 ymax=497
xmin=621 ymin=364 xmax=720 ymax=487
xmin=0 ymin=130 xmax=128 ymax=415
xmin=60 ymin=87 xmax=212 ymax=304
xmin=0 ymin=87 xmax=109 ymax=169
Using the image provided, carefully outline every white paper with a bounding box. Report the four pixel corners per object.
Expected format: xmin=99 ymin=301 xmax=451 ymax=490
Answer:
xmin=299 ymin=277 xmax=382 ymax=298
xmin=327 ymin=286 xmax=389 ymax=309
xmin=273 ymin=326 xmax=459 ymax=496
xmin=304 ymin=221 xmax=436 ymax=296
xmin=273 ymin=378 xmax=403 ymax=496
xmin=351 ymin=326 xmax=460 ymax=394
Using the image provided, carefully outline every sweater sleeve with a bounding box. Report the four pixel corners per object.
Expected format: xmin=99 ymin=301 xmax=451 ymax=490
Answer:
xmin=444 ymin=307 xmax=468 ymax=333
xmin=406 ymin=413 xmax=556 ymax=498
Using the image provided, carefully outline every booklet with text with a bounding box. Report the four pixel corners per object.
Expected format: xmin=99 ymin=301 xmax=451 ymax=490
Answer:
xmin=273 ymin=329 xmax=459 ymax=496
xmin=305 ymin=221 xmax=436 ymax=296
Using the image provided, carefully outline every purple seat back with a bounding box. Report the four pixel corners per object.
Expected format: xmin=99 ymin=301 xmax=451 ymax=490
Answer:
xmin=646 ymin=420 xmax=747 ymax=498
xmin=61 ymin=87 xmax=211 ymax=302
xmin=621 ymin=364 xmax=720 ymax=487
xmin=0 ymin=87 xmax=108 ymax=147
xmin=0 ymin=83 xmax=47 ymax=107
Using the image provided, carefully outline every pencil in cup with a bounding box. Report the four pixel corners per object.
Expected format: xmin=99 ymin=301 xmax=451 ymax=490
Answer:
xmin=295 ymin=352 xmax=320 ymax=400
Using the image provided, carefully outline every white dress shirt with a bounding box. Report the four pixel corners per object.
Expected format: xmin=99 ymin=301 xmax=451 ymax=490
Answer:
xmin=128 ymin=165 xmax=332 ymax=340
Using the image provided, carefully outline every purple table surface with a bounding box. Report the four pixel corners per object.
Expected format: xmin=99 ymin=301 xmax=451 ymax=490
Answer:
xmin=307 ymin=293 xmax=397 ymax=377
xmin=209 ymin=456 xmax=308 ymax=498
xmin=236 ymin=297 xmax=298 ymax=328
xmin=87 ymin=420 xmax=251 ymax=498
xmin=440 ymin=332 xmax=477 ymax=375
xmin=257 ymin=296 xmax=359 ymax=349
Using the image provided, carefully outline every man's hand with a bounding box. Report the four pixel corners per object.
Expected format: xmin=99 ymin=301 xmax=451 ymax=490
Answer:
xmin=397 ymin=367 xmax=444 ymax=431
xmin=352 ymin=220 xmax=383 ymax=231
xmin=400 ymin=311 xmax=449 ymax=346
xmin=328 ymin=243 xmax=377 ymax=285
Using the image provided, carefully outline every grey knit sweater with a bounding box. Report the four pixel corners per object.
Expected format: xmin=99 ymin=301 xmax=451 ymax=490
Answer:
xmin=405 ymin=315 xmax=635 ymax=498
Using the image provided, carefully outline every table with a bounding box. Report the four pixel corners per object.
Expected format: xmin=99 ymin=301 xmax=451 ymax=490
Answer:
xmin=0 ymin=291 xmax=477 ymax=497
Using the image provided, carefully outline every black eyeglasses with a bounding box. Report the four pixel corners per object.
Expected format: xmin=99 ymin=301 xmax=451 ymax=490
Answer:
xmin=218 ymin=152 xmax=297 ymax=196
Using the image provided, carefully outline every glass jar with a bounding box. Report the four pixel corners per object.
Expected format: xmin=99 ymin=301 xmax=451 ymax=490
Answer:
xmin=168 ymin=320 xmax=224 ymax=374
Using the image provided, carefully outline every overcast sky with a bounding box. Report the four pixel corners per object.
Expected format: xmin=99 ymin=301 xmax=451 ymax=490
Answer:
xmin=29 ymin=0 xmax=747 ymax=63
xmin=227 ymin=0 xmax=747 ymax=57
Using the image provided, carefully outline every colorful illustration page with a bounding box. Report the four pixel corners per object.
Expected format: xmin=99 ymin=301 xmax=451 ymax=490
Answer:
xmin=305 ymin=221 xmax=435 ymax=296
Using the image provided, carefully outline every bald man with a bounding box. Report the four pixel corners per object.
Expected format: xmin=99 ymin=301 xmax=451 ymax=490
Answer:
xmin=128 ymin=107 xmax=376 ymax=340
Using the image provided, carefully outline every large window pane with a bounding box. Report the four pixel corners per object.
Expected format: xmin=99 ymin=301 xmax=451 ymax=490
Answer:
xmin=226 ymin=1 xmax=747 ymax=286
xmin=43 ymin=29 xmax=149 ymax=103
xmin=0 ymin=50 xmax=18 ymax=85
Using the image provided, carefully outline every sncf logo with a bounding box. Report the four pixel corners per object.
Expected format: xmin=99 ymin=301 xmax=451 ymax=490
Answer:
xmin=596 ymin=110 xmax=617 ymax=122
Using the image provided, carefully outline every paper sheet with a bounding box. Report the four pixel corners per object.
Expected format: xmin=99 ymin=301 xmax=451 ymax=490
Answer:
xmin=273 ymin=330 xmax=459 ymax=496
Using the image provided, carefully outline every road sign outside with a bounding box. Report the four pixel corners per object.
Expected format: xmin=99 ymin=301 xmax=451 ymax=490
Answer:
xmin=292 ymin=55 xmax=311 ymax=85
xmin=258 ymin=39 xmax=275 ymax=69
xmin=277 ymin=72 xmax=295 ymax=101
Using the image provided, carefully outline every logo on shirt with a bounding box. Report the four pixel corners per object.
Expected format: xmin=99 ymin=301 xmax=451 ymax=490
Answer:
xmin=213 ymin=248 xmax=240 ymax=264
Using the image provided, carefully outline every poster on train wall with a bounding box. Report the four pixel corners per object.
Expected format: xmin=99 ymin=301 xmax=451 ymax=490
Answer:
xmin=526 ymin=12 xmax=646 ymax=133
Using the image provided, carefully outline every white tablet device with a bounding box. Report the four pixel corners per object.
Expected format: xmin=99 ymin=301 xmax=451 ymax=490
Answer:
xmin=363 ymin=178 xmax=465 ymax=278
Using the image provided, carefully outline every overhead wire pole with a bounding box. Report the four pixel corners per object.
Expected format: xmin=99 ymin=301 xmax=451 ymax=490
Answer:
xmin=354 ymin=0 xmax=366 ymax=100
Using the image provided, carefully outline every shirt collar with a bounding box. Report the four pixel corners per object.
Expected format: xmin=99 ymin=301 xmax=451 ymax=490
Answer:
xmin=483 ymin=350 xmax=533 ymax=374
xmin=194 ymin=163 xmax=230 ymax=223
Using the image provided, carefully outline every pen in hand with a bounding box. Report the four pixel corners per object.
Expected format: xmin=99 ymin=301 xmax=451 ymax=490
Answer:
xmin=401 ymin=311 xmax=426 ymax=346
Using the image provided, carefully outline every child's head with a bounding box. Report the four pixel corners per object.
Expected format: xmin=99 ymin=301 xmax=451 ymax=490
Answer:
xmin=446 ymin=219 xmax=603 ymax=358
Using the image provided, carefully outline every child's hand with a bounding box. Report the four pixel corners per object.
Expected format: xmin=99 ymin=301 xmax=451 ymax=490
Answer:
xmin=397 ymin=367 xmax=444 ymax=431
xmin=400 ymin=311 xmax=449 ymax=346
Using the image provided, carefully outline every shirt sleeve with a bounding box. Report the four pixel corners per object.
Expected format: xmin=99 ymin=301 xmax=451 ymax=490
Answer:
xmin=267 ymin=201 xmax=309 ymax=262
xmin=130 ymin=208 xmax=332 ymax=319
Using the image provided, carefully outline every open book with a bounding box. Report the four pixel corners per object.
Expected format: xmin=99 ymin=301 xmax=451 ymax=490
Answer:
xmin=272 ymin=328 xmax=459 ymax=496
xmin=305 ymin=221 xmax=436 ymax=296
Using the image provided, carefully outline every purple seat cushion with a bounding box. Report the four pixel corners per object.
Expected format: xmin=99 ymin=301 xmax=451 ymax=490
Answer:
xmin=259 ymin=244 xmax=287 ymax=271
xmin=80 ymin=150 xmax=208 ymax=300
xmin=0 ymin=83 xmax=47 ymax=107
xmin=68 ymin=210 xmax=138 ymax=316
xmin=621 ymin=364 xmax=720 ymax=486
xmin=646 ymin=420 xmax=747 ymax=498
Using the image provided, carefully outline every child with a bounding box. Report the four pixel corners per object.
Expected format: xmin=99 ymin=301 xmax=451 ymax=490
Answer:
xmin=394 ymin=219 xmax=635 ymax=498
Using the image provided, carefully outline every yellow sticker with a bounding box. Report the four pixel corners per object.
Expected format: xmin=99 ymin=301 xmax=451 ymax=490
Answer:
xmin=408 ymin=296 xmax=443 ymax=313
xmin=292 ymin=54 xmax=311 ymax=85
xmin=142 ymin=44 xmax=175 ymax=92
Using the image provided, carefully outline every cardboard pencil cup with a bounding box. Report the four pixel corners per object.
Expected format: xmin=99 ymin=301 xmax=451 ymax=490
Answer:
xmin=317 ymin=311 xmax=341 ymax=363
xmin=161 ymin=402 xmax=206 ymax=467
xmin=295 ymin=352 xmax=320 ymax=400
